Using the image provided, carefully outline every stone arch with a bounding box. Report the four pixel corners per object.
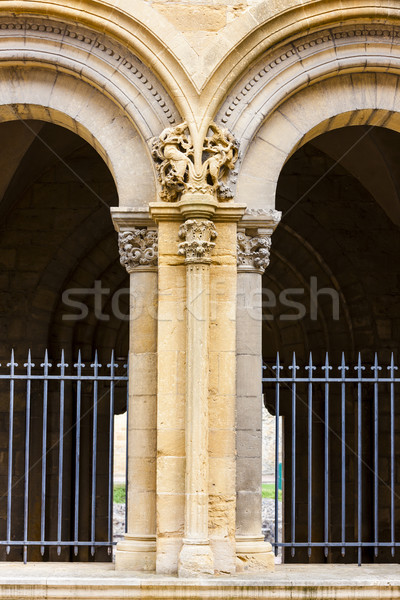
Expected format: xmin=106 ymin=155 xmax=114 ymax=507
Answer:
xmin=201 ymin=4 xmax=400 ymax=126
xmin=234 ymin=71 xmax=400 ymax=210
xmin=0 ymin=14 xmax=184 ymax=207
xmin=211 ymin=25 xmax=400 ymax=207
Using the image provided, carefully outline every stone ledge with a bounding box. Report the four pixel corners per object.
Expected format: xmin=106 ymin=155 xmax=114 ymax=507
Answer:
xmin=0 ymin=564 xmax=399 ymax=599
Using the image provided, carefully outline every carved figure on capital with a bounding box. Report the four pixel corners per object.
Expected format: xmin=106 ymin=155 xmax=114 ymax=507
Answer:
xmin=152 ymin=122 xmax=239 ymax=202
xmin=118 ymin=229 xmax=158 ymax=272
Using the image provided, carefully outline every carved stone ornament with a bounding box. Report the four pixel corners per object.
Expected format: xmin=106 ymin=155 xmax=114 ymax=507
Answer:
xmin=237 ymin=232 xmax=272 ymax=273
xmin=118 ymin=229 xmax=158 ymax=272
xmin=178 ymin=220 xmax=218 ymax=263
xmin=152 ymin=122 xmax=239 ymax=202
xmin=244 ymin=208 xmax=282 ymax=225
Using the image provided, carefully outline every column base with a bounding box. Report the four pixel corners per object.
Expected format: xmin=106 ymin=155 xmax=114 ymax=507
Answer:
xmin=236 ymin=535 xmax=275 ymax=573
xmin=178 ymin=541 xmax=214 ymax=578
xmin=114 ymin=534 xmax=156 ymax=571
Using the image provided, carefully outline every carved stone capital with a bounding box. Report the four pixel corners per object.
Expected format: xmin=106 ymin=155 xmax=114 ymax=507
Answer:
xmin=178 ymin=219 xmax=217 ymax=264
xmin=152 ymin=122 xmax=239 ymax=203
xmin=118 ymin=229 xmax=158 ymax=272
xmin=237 ymin=231 xmax=272 ymax=274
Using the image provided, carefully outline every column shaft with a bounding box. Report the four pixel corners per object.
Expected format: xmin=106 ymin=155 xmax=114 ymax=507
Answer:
xmin=115 ymin=269 xmax=157 ymax=570
xmin=184 ymin=263 xmax=210 ymax=541
xmin=235 ymin=227 xmax=277 ymax=572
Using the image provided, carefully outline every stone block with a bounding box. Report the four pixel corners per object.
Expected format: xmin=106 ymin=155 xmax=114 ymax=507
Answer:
xmin=157 ymin=392 xmax=185 ymax=430
xmin=237 ymin=395 xmax=262 ymax=430
xmin=237 ymin=354 xmax=262 ymax=397
xmin=236 ymin=457 xmax=262 ymax=492
xmin=157 ymin=429 xmax=185 ymax=456
xmin=236 ymin=491 xmax=262 ymax=536
xmin=157 ymin=456 xmax=185 ymax=494
xmin=157 ymin=493 xmax=185 ymax=535
xmin=209 ymin=394 xmax=236 ymax=429
xmin=209 ymin=457 xmax=236 ymax=496
xmin=209 ymin=429 xmax=235 ymax=457
xmin=153 ymin=3 xmax=226 ymax=32
xmin=236 ymin=429 xmax=262 ymax=458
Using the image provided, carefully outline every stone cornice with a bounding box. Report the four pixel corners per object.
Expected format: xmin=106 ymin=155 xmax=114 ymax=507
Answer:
xmin=111 ymin=207 xmax=156 ymax=230
xmin=149 ymin=201 xmax=246 ymax=223
xmin=240 ymin=208 xmax=282 ymax=230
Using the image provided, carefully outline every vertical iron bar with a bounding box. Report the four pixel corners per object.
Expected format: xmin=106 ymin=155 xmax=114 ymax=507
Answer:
xmin=339 ymin=353 xmax=348 ymax=557
xmin=6 ymin=350 xmax=16 ymax=556
xmin=289 ymin=353 xmax=298 ymax=558
xmin=356 ymin=353 xmax=364 ymax=566
xmin=40 ymin=350 xmax=50 ymax=556
xmin=23 ymin=351 xmax=33 ymax=564
xmin=57 ymin=351 xmax=66 ymax=557
xmin=274 ymin=354 xmax=281 ymax=557
xmin=74 ymin=351 xmax=83 ymax=556
xmin=108 ymin=351 xmax=116 ymax=550
xmin=125 ymin=358 xmax=129 ymax=534
xmin=306 ymin=353 xmax=315 ymax=558
xmin=372 ymin=354 xmax=380 ymax=558
xmin=323 ymin=353 xmax=331 ymax=559
xmin=390 ymin=354 xmax=396 ymax=558
xmin=91 ymin=351 xmax=99 ymax=557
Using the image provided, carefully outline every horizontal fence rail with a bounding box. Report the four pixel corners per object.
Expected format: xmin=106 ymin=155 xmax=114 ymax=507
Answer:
xmin=263 ymin=352 xmax=400 ymax=566
xmin=0 ymin=349 xmax=128 ymax=563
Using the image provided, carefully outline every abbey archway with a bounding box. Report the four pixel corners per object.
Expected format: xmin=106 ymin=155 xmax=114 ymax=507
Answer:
xmin=0 ymin=2 xmax=400 ymax=594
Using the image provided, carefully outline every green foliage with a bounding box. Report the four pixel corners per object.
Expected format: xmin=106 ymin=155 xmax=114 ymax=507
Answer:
xmin=262 ymin=483 xmax=282 ymax=502
xmin=113 ymin=484 xmax=126 ymax=504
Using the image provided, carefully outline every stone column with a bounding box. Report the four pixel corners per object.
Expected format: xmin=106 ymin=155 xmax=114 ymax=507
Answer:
xmin=177 ymin=219 xmax=217 ymax=577
xmin=112 ymin=219 xmax=158 ymax=571
xmin=235 ymin=213 xmax=280 ymax=572
xmin=150 ymin=120 xmax=244 ymax=576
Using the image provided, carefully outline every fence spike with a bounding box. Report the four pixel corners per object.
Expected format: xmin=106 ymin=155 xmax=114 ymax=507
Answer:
xmin=74 ymin=349 xmax=85 ymax=370
xmin=41 ymin=349 xmax=52 ymax=370
xmin=372 ymin=352 xmax=382 ymax=376
xmin=338 ymin=352 xmax=349 ymax=377
xmin=322 ymin=352 xmax=332 ymax=376
xmin=289 ymin=351 xmax=299 ymax=373
xmin=272 ymin=352 xmax=282 ymax=377
xmin=388 ymin=352 xmax=398 ymax=374
xmin=107 ymin=349 xmax=118 ymax=371
xmin=355 ymin=352 xmax=365 ymax=375
xmin=91 ymin=349 xmax=101 ymax=370
xmin=305 ymin=352 xmax=316 ymax=377
xmin=7 ymin=348 xmax=17 ymax=370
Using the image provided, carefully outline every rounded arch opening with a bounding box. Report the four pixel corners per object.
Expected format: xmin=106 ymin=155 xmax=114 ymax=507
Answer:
xmin=0 ymin=117 xmax=131 ymax=562
xmin=262 ymin=121 xmax=400 ymax=565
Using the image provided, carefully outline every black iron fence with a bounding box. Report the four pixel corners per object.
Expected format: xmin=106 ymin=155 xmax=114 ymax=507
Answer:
xmin=263 ymin=353 xmax=400 ymax=565
xmin=0 ymin=350 xmax=128 ymax=562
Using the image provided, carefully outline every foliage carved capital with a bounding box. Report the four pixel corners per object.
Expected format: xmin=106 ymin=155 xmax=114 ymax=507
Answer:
xmin=118 ymin=229 xmax=158 ymax=272
xmin=178 ymin=219 xmax=218 ymax=264
xmin=152 ymin=122 xmax=239 ymax=202
xmin=237 ymin=232 xmax=272 ymax=274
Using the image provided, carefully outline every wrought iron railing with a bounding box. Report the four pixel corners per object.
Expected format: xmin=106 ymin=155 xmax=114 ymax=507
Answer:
xmin=263 ymin=353 xmax=400 ymax=565
xmin=0 ymin=350 xmax=128 ymax=562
